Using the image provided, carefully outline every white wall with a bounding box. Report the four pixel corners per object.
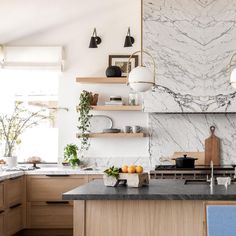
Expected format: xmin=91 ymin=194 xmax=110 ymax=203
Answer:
xmin=11 ymin=0 xmax=150 ymax=166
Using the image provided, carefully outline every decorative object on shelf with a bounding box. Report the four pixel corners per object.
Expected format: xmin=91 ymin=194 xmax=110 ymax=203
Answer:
xmin=63 ymin=144 xmax=80 ymax=167
xmin=229 ymin=52 xmax=236 ymax=89
xmin=103 ymin=128 xmax=121 ymax=133
xmin=78 ymin=90 xmax=93 ymax=154
xmin=127 ymin=0 xmax=156 ymax=92
xmin=124 ymin=126 xmax=132 ymax=133
xmin=0 ymin=101 xmax=48 ymax=168
xmin=132 ymin=125 xmax=142 ymax=133
xmin=105 ymin=66 xmax=122 ymax=77
xmin=105 ymin=96 xmax=124 ymax=105
xmin=89 ymin=115 xmax=113 ymax=133
xmin=89 ymin=28 xmax=102 ymax=48
xmin=109 ymin=55 xmax=138 ymax=77
xmin=128 ymin=92 xmax=139 ymax=105
xmin=124 ymin=27 xmax=135 ymax=47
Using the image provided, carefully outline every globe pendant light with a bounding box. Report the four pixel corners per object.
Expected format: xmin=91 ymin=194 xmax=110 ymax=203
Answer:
xmin=127 ymin=0 xmax=156 ymax=92
xmin=229 ymin=53 xmax=236 ymax=89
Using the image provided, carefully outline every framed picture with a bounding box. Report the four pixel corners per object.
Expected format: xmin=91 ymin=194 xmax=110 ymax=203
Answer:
xmin=109 ymin=55 xmax=139 ymax=77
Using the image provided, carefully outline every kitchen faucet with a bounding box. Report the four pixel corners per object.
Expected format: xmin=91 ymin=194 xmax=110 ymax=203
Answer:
xmin=207 ymin=160 xmax=214 ymax=191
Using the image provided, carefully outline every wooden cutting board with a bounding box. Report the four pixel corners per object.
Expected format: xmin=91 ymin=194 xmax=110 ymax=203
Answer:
xmin=205 ymin=126 xmax=220 ymax=165
xmin=172 ymin=152 xmax=205 ymax=165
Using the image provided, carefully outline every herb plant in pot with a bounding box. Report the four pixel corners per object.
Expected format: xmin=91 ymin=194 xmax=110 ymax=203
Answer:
xmin=63 ymin=144 xmax=80 ymax=167
xmin=0 ymin=102 xmax=48 ymax=168
xmin=103 ymin=166 xmax=120 ymax=186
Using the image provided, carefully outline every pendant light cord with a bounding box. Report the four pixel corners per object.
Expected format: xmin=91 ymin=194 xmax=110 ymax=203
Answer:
xmin=141 ymin=0 xmax=144 ymax=66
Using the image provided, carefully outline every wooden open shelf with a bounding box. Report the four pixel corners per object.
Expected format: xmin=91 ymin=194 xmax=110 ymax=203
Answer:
xmin=76 ymin=105 xmax=142 ymax=111
xmin=76 ymin=133 xmax=147 ymax=138
xmin=76 ymin=77 xmax=127 ymax=84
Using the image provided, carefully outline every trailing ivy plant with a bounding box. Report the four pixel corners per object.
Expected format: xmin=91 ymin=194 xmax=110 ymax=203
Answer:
xmin=64 ymin=144 xmax=80 ymax=167
xmin=78 ymin=90 xmax=93 ymax=155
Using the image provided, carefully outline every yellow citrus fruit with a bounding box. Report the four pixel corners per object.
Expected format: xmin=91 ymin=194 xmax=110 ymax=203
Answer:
xmin=121 ymin=165 xmax=128 ymax=173
xmin=135 ymin=166 xmax=143 ymax=173
xmin=128 ymin=165 xmax=136 ymax=173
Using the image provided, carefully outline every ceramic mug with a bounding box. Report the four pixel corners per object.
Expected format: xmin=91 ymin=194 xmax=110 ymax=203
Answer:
xmin=124 ymin=126 xmax=132 ymax=133
xmin=132 ymin=126 xmax=142 ymax=133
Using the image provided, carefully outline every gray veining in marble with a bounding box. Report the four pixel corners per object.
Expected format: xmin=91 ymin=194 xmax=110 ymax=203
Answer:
xmin=143 ymin=0 xmax=236 ymax=113
xmin=149 ymin=113 xmax=236 ymax=165
xmin=63 ymin=179 xmax=236 ymax=201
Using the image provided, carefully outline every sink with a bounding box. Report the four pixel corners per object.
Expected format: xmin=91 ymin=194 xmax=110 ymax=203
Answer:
xmin=185 ymin=180 xmax=210 ymax=185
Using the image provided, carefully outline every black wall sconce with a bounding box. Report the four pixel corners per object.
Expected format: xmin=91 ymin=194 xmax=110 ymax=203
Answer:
xmin=89 ymin=28 xmax=102 ymax=48
xmin=124 ymin=27 xmax=135 ymax=47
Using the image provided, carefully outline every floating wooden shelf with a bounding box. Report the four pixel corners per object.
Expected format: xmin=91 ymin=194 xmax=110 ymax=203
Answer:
xmin=76 ymin=133 xmax=147 ymax=138
xmin=76 ymin=77 xmax=127 ymax=84
xmin=76 ymin=105 xmax=142 ymax=111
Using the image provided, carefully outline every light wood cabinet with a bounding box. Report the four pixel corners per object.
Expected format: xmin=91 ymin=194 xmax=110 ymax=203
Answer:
xmin=88 ymin=175 xmax=103 ymax=182
xmin=5 ymin=204 xmax=23 ymax=236
xmin=0 ymin=211 xmax=4 ymax=236
xmin=0 ymin=182 xmax=4 ymax=211
xmin=27 ymin=202 xmax=73 ymax=229
xmin=27 ymin=175 xmax=88 ymax=202
xmin=5 ymin=176 xmax=24 ymax=208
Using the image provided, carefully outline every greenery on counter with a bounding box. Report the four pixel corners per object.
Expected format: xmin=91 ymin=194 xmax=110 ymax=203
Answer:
xmin=64 ymin=143 xmax=80 ymax=167
xmin=0 ymin=101 xmax=48 ymax=157
xmin=104 ymin=166 xmax=120 ymax=179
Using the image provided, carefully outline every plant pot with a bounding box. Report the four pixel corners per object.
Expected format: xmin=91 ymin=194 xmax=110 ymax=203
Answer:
xmin=6 ymin=156 xmax=17 ymax=169
xmin=103 ymin=175 xmax=119 ymax=187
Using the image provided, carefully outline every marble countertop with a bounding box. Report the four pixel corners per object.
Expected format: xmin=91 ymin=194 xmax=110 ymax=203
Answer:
xmin=62 ymin=179 xmax=236 ymax=201
xmin=0 ymin=167 xmax=104 ymax=182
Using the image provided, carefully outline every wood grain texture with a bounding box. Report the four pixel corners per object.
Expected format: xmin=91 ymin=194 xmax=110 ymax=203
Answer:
xmin=76 ymin=77 xmax=127 ymax=84
xmin=0 ymin=212 xmax=4 ymax=236
xmin=76 ymin=200 xmax=204 ymax=236
xmin=205 ymin=127 xmax=220 ymax=165
xmin=5 ymin=176 xmax=24 ymax=208
xmin=0 ymin=183 xmax=4 ymax=211
xmin=27 ymin=175 xmax=88 ymax=201
xmin=74 ymin=201 xmax=85 ymax=236
xmin=27 ymin=202 xmax=73 ymax=229
xmin=76 ymin=133 xmax=146 ymax=138
xmin=172 ymin=152 xmax=205 ymax=165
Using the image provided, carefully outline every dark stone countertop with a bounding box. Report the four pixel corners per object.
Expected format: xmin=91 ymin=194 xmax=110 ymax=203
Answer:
xmin=62 ymin=179 xmax=236 ymax=201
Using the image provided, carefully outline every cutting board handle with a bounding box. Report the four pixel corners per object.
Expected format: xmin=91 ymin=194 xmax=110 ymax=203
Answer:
xmin=210 ymin=126 xmax=216 ymax=135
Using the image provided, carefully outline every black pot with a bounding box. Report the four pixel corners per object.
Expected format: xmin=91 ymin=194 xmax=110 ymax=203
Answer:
xmin=106 ymin=66 xmax=122 ymax=77
xmin=174 ymin=154 xmax=198 ymax=168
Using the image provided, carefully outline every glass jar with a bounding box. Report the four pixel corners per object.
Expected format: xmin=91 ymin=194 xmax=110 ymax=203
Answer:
xmin=128 ymin=92 xmax=139 ymax=106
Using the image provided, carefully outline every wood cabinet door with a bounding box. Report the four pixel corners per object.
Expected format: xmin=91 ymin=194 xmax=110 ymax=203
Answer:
xmin=5 ymin=176 xmax=24 ymax=208
xmin=88 ymin=175 xmax=103 ymax=182
xmin=5 ymin=204 xmax=23 ymax=236
xmin=28 ymin=202 xmax=73 ymax=229
xmin=27 ymin=175 xmax=88 ymax=202
xmin=0 ymin=211 xmax=4 ymax=236
xmin=0 ymin=183 xmax=4 ymax=211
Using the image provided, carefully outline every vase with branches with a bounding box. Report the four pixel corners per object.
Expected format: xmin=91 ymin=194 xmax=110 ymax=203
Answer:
xmin=0 ymin=102 xmax=48 ymax=167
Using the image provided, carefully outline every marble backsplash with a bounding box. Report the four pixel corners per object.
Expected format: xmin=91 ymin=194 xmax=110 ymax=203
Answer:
xmin=149 ymin=113 xmax=236 ymax=165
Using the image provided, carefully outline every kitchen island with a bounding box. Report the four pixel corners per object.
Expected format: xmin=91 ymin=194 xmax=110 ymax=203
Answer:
xmin=63 ymin=179 xmax=236 ymax=236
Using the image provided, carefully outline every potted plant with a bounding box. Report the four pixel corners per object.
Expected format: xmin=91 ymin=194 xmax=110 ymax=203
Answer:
xmin=0 ymin=102 xmax=48 ymax=168
xmin=103 ymin=166 xmax=120 ymax=186
xmin=63 ymin=144 xmax=80 ymax=167
xmin=77 ymin=90 xmax=98 ymax=155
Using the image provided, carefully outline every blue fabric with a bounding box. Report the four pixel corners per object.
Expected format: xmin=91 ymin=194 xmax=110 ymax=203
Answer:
xmin=207 ymin=205 xmax=236 ymax=236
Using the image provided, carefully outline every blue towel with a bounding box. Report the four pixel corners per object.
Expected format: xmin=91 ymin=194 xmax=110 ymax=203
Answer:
xmin=207 ymin=205 xmax=236 ymax=236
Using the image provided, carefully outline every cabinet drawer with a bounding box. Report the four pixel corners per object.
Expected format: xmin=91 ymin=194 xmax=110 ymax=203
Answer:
xmin=28 ymin=202 xmax=73 ymax=228
xmin=0 ymin=211 xmax=4 ymax=236
xmin=5 ymin=204 xmax=23 ymax=236
xmin=27 ymin=175 xmax=88 ymax=201
xmin=88 ymin=175 xmax=103 ymax=182
xmin=0 ymin=183 xmax=4 ymax=210
xmin=5 ymin=176 xmax=24 ymax=207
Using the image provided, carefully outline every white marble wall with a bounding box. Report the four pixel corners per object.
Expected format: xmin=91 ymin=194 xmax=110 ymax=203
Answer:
xmin=144 ymin=0 xmax=236 ymax=164
xmin=143 ymin=0 xmax=236 ymax=113
xmin=149 ymin=113 xmax=236 ymax=165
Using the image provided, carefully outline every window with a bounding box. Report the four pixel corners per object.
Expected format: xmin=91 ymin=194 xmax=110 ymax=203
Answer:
xmin=0 ymin=46 xmax=63 ymax=163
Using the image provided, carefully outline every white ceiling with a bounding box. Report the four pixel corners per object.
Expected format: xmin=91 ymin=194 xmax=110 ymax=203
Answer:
xmin=0 ymin=0 xmax=118 ymax=44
